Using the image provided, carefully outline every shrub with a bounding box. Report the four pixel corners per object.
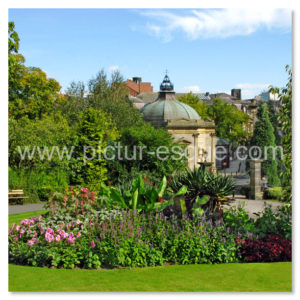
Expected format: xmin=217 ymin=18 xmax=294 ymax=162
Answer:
xmin=253 ymin=206 xmax=292 ymax=240
xmin=70 ymin=107 xmax=119 ymax=187
xmin=9 ymin=168 xmax=69 ymax=203
xmin=107 ymin=121 xmax=187 ymax=182
xmin=169 ymin=166 xmax=235 ymax=216
xmin=264 ymin=187 xmax=283 ymax=200
xmin=237 ymin=235 xmax=291 ymax=262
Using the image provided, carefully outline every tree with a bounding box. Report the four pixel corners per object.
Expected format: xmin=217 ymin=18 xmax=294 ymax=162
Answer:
xmin=178 ymin=94 xmax=250 ymax=145
xmin=269 ymin=65 xmax=292 ymax=202
xmin=250 ymin=102 xmax=280 ymax=187
xmin=267 ymin=101 xmax=281 ymax=146
xmin=106 ymin=121 xmax=187 ymax=184
xmin=207 ymin=98 xmax=250 ymax=145
xmin=177 ymin=92 xmax=210 ymax=119
xmin=88 ymin=69 xmax=142 ymax=130
xmin=70 ymin=108 xmax=119 ymax=187
xmin=9 ymin=113 xmax=74 ymax=170
xmin=8 ymin=22 xmax=63 ymax=120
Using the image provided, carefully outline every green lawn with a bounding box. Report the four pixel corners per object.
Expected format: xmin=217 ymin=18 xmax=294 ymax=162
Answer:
xmin=8 ymin=211 xmax=292 ymax=292
xmin=9 ymin=262 xmax=291 ymax=292
xmin=9 ymin=210 xmax=47 ymax=227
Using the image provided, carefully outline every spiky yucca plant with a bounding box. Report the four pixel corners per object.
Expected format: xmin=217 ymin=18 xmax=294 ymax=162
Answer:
xmin=169 ymin=166 xmax=235 ymax=216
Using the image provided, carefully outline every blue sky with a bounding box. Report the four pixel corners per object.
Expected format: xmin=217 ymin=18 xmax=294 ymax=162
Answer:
xmin=9 ymin=8 xmax=292 ymax=99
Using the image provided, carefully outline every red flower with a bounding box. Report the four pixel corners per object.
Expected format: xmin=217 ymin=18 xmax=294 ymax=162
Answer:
xmin=158 ymin=196 xmax=164 ymax=203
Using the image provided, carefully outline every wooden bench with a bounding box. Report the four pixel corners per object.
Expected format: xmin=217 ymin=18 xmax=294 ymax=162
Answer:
xmin=9 ymin=190 xmax=28 ymax=205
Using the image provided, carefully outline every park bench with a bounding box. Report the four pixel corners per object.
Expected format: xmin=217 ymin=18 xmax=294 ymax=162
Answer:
xmin=8 ymin=189 xmax=28 ymax=205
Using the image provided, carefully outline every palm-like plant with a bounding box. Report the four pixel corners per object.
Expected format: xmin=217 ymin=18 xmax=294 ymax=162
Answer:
xmin=169 ymin=166 xmax=235 ymax=216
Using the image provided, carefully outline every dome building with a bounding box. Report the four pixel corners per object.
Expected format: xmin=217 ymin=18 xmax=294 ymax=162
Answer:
xmin=141 ymin=74 xmax=217 ymax=170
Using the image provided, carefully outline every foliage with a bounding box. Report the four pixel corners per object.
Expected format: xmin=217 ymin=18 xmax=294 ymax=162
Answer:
xmin=267 ymin=101 xmax=281 ymax=146
xmin=269 ymin=65 xmax=292 ymax=202
xmin=263 ymin=187 xmax=283 ymax=200
xmin=169 ymin=166 xmax=235 ymax=216
xmin=223 ymin=205 xmax=292 ymax=240
xmin=99 ymin=175 xmax=187 ymax=213
xmin=9 ymin=23 xmax=63 ymax=120
xmin=106 ymin=121 xmax=187 ymax=182
xmin=9 ymin=211 xmax=239 ymax=269
xmin=222 ymin=206 xmax=256 ymax=236
xmin=237 ymin=235 xmax=291 ymax=262
xmin=177 ymin=92 xmax=210 ymax=119
xmin=9 ymin=168 xmax=69 ymax=203
xmin=9 ymin=114 xmax=74 ymax=170
xmin=207 ymin=98 xmax=250 ymax=145
xmin=253 ymin=206 xmax=291 ymax=240
xmin=178 ymin=95 xmax=250 ymax=145
xmin=70 ymin=107 xmax=119 ymax=187
xmin=249 ymin=102 xmax=280 ymax=186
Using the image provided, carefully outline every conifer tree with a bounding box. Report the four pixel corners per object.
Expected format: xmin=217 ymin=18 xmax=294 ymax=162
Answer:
xmin=250 ymin=102 xmax=280 ymax=186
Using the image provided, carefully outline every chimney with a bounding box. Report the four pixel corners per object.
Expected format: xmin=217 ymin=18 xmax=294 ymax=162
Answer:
xmin=132 ymin=77 xmax=142 ymax=85
xmin=231 ymin=89 xmax=241 ymax=100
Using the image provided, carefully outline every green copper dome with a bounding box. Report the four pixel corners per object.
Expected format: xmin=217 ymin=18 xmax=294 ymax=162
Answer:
xmin=140 ymin=74 xmax=201 ymax=127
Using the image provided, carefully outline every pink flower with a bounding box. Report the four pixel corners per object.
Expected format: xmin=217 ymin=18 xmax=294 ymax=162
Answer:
xmin=70 ymin=186 xmax=74 ymax=191
xmin=14 ymin=236 xmax=18 ymax=241
xmin=33 ymin=232 xmax=38 ymax=237
xmin=45 ymin=232 xmax=54 ymax=243
xmin=21 ymin=219 xmax=29 ymax=225
xmin=67 ymin=236 xmax=75 ymax=243
xmin=27 ymin=240 xmax=34 ymax=247
xmin=69 ymin=232 xmax=74 ymax=238
xmin=55 ymin=235 xmax=61 ymax=242
xmin=76 ymin=232 xmax=81 ymax=238
xmin=81 ymin=188 xmax=89 ymax=193
xmin=9 ymin=223 xmax=16 ymax=234
xmin=76 ymin=219 xmax=81 ymax=225
xmin=29 ymin=218 xmax=35 ymax=225
xmin=46 ymin=228 xmax=54 ymax=235
xmin=40 ymin=227 xmax=45 ymax=234
xmin=20 ymin=229 xmax=25 ymax=234
xmin=16 ymin=225 xmax=20 ymax=231
xmin=38 ymin=216 xmax=42 ymax=222
xmin=91 ymin=241 xmax=96 ymax=248
xmin=32 ymin=238 xmax=39 ymax=243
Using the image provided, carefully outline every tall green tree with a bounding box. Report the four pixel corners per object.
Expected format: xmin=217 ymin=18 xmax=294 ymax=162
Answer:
xmin=207 ymin=98 xmax=250 ymax=145
xmin=8 ymin=22 xmax=63 ymax=120
xmin=70 ymin=107 xmax=119 ymax=187
xmin=250 ymin=102 xmax=280 ymax=187
xmin=178 ymin=94 xmax=250 ymax=145
xmin=269 ymin=65 xmax=292 ymax=202
xmin=267 ymin=100 xmax=281 ymax=146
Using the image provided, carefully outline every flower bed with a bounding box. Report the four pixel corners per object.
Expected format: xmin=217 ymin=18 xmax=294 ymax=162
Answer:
xmin=8 ymin=187 xmax=292 ymax=269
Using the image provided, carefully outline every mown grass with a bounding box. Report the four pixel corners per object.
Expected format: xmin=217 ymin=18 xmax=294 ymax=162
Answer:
xmin=9 ymin=210 xmax=48 ymax=227
xmin=8 ymin=211 xmax=292 ymax=292
xmin=9 ymin=262 xmax=292 ymax=292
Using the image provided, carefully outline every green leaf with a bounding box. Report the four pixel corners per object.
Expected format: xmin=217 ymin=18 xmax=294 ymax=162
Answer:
xmin=158 ymin=176 xmax=167 ymax=197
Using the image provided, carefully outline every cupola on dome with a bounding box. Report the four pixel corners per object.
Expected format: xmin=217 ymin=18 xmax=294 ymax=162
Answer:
xmin=141 ymin=74 xmax=201 ymax=127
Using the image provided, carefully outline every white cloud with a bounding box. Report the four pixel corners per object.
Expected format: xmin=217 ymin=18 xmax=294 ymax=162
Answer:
xmin=235 ymin=83 xmax=270 ymax=99
xmin=108 ymin=65 xmax=119 ymax=72
xmin=182 ymin=85 xmax=201 ymax=93
xmin=141 ymin=8 xmax=291 ymax=41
